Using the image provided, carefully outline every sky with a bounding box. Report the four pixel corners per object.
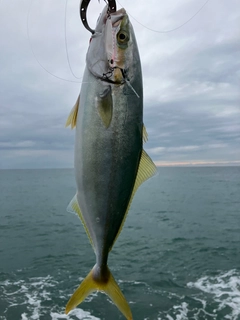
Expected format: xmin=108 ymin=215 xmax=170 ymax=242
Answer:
xmin=0 ymin=0 xmax=239 ymax=169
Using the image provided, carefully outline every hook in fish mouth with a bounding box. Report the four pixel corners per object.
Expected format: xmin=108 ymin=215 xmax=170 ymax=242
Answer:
xmin=80 ymin=0 xmax=117 ymax=34
xmin=101 ymin=67 xmax=140 ymax=98
xmin=101 ymin=66 xmax=127 ymax=85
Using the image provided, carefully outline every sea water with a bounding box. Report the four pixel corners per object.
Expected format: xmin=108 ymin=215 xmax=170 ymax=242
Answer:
xmin=0 ymin=167 xmax=240 ymax=320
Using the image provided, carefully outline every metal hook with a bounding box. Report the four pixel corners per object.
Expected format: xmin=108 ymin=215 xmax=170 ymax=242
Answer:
xmin=80 ymin=0 xmax=117 ymax=34
xmin=107 ymin=0 xmax=117 ymax=13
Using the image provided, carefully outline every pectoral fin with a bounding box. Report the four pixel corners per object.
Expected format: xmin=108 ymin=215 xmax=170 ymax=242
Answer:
xmin=96 ymin=86 xmax=112 ymax=128
xmin=67 ymin=195 xmax=94 ymax=249
xmin=65 ymin=95 xmax=80 ymax=129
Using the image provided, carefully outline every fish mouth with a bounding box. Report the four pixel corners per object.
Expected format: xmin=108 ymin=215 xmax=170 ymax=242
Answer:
xmin=109 ymin=8 xmax=126 ymax=27
xmin=101 ymin=66 xmax=127 ymax=85
xmin=102 ymin=9 xmax=129 ymax=84
xmin=86 ymin=6 xmax=129 ymax=85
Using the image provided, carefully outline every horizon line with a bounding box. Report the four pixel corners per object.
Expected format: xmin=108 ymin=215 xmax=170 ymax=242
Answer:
xmin=0 ymin=160 xmax=240 ymax=170
xmin=154 ymin=160 xmax=240 ymax=167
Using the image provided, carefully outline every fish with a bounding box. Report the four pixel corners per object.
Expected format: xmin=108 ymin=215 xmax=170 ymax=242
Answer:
xmin=65 ymin=5 xmax=157 ymax=320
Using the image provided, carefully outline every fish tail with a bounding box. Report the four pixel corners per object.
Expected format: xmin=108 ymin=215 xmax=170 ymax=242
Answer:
xmin=65 ymin=264 xmax=132 ymax=320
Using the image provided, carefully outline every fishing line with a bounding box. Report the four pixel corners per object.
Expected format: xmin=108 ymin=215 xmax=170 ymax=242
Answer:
xmin=64 ymin=0 xmax=81 ymax=79
xmin=27 ymin=0 xmax=211 ymax=83
xmin=126 ymin=80 xmax=140 ymax=98
xmin=116 ymin=0 xmax=211 ymax=33
xmin=27 ymin=0 xmax=82 ymax=83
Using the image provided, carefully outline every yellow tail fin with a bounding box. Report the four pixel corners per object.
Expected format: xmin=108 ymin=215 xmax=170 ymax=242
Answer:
xmin=65 ymin=265 xmax=132 ymax=320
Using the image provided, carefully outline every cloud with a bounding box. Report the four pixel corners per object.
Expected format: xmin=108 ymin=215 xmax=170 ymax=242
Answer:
xmin=0 ymin=0 xmax=239 ymax=168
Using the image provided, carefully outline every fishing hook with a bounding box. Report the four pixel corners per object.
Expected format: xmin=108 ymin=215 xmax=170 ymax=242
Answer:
xmin=80 ymin=0 xmax=117 ymax=34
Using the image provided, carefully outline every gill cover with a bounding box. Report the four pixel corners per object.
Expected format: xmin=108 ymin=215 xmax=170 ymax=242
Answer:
xmin=86 ymin=6 xmax=128 ymax=79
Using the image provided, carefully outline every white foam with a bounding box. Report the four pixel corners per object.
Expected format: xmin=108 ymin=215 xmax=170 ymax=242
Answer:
xmin=4 ymin=269 xmax=240 ymax=320
xmin=165 ymin=302 xmax=189 ymax=320
xmin=187 ymin=269 xmax=240 ymax=320
xmin=174 ymin=302 xmax=189 ymax=320
xmin=1 ymin=274 xmax=100 ymax=320
xmin=51 ymin=309 xmax=100 ymax=320
xmin=118 ymin=279 xmax=148 ymax=286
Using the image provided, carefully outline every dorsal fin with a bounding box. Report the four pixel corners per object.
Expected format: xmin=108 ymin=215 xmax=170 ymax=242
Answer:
xmin=143 ymin=124 xmax=148 ymax=143
xmin=110 ymin=149 xmax=157 ymax=250
xmin=67 ymin=195 xmax=94 ymax=250
xmin=134 ymin=149 xmax=157 ymax=187
xmin=65 ymin=95 xmax=80 ymax=129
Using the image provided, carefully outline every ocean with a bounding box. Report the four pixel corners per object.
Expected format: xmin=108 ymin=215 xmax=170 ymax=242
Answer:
xmin=0 ymin=167 xmax=240 ymax=320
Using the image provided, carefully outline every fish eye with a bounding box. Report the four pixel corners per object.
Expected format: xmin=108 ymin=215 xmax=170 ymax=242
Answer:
xmin=119 ymin=33 xmax=126 ymax=40
xmin=117 ymin=31 xmax=129 ymax=44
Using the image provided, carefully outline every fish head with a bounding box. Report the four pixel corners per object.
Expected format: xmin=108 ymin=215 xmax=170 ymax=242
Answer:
xmin=86 ymin=6 xmax=140 ymax=85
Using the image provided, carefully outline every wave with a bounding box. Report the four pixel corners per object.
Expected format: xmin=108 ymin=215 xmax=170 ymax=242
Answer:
xmin=154 ymin=269 xmax=240 ymax=320
xmin=187 ymin=269 xmax=240 ymax=320
xmin=0 ymin=274 xmax=100 ymax=320
xmin=1 ymin=269 xmax=240 ymax=319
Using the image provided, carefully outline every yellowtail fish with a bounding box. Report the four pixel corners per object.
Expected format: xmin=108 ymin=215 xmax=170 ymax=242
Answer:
xmin=65 ymin=5 xmax=157 ymax=320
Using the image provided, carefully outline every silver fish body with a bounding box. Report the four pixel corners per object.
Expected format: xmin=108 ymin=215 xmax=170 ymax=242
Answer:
xmin=65 ymin=6 xmax=156 ymax=320
xmin=75 ymin=54 xmax=142 ymax=264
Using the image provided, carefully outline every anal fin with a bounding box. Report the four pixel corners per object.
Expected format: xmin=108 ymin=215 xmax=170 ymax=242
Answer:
xmin=67 ymin=195 xmax=94 ymax=249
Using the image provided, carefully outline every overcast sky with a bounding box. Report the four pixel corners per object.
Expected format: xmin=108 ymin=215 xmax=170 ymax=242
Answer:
xmin=0 ymin=0 xmax=239 ymax=169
